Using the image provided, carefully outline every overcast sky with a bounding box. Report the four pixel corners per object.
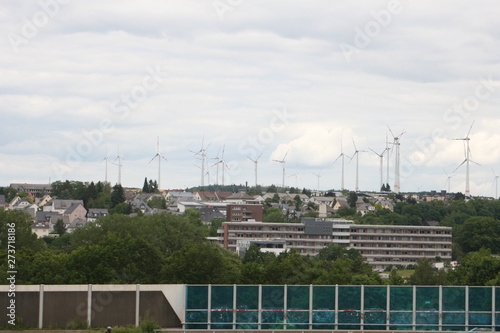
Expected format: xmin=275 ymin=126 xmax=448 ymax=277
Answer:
xmin=1 ymin=1 xmax=500 ymax=196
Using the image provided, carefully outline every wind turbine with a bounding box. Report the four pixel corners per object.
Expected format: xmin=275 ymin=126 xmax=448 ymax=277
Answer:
xmin=273 ymin=150 xmax=288 ymax=189
xmin=350 ymin=139 xmax=367 ymax=192
xmin=247 ymin=152 xmax=263 ymax=187
xmin=387 ymin=127 xmax=405 ymax=193
xmin=288 ymin=173 xmax=301 ymax=188
xmin=212 ymin=145 xmax=230 ymax=186
xmin=443 ymin=169 xmax=455 ymax=193
xmin=453 ymin=121 xmax=479 ymax=196
xmin=148 ymin=137 xmax=167 ymax=191
xmin=385 ymin=133 xmax=392 ymax=187
xmin=492 ymin=169 xmax=498 ymax=199
xmin=334 ymin=140 xmax=350 ymax=191
xmin=101 ymin=146 xmax=109 ymax=183
xmin=190 ymin=137 xmax=210 ymax=187
xmin=112 ymin=146 xmax=123 ymax=185
xmin=313 ymin=171 xmax=322 ymax=192
xmin=369 ymin=147 xmax=387 ymax=191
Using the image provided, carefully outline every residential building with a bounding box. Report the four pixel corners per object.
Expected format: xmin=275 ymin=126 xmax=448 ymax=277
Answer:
xmin=0 ymin=195 xmax=6 ymax=209
xmin=226 ymin=204 xmax=263 ymax=222
xmin=194 ymin=191 xmax=233 ymax=201
xmin=87 ymin=208 xmax=109 ymax=222
xmin=63 ymin=203 xmax=87 ymax=227
xmin=10 ymin=183 xmax=51 ymax=195
xmin=219 ymin=218 xmax=452 ymax=270
xmin=43 ymin=199 xmax=84 ymax=214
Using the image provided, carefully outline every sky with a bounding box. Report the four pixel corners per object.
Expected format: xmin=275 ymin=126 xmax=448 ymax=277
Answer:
xmin=1 ymin=1 xmax=500 ymax=196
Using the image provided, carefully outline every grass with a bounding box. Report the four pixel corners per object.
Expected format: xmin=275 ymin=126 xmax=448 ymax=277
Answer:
xmin=396 ymin=269 xmax=415 ymax=278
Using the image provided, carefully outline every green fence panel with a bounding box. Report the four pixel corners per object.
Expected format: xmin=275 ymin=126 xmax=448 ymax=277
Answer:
xmin=185 ymin=310 xmax=208 ymax=323
xmin=211 ymin=309 xmax=233 ymax=323
xmin=469 ymin=312 xmax=492 ymax=326
xmin=236 ymin=285 xmax=258 ymax=309
xmin=313 ymin=286 xmax=335 ymax=310
xmin=365 ymin=286 xmax=387 ymax=310
xmin=443 ymin=286 xmax=465 ymax=311
xmin=186 ymin=285 xmax=208 ymax=309
xmin=261 ymin=310 xmax=284 ymax=329
xmin=287 ymin=286 xmax=309 ymax=310
xmin=416 ymin=311 xmax=439 ymax=331
xmin=338 ymin=286 xmax=361 ymax=310
xmin=389 ymin=311 xmax=412 ymax=329
xmin=390 ymin=286 xmax=413 ymax=311
xmin=469 ymin=287 xmax=492 ymax=312
xmin=262 ymin=285 xmax=284 ymax=310
xmin=416 ymin=286 xmax=439 ymax=311
xmin=211 ymin=285 xmax=233 ymax=309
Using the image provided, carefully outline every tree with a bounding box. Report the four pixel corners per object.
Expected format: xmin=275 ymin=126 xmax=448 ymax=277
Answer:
xmin=449 ymin=248 xmax=500 ymax=285
xmin=407 ymin=259 xmax=442 ymax=285
xmin=143 ymin=177 xmax=150 ymax=193
xmin=347 ymin=191 xmax=358 ymax=208
xmin=110 ymin=184 xmax=125 ymax=208
xmin=148 ymin=196 xmax=166 ymax=209
xmin=53 ymin=219 xmax=66 ymax=236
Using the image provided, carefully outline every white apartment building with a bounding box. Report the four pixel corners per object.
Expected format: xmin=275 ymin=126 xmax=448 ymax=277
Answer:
xmin=219 ymin=218 xmax=452 ymax=270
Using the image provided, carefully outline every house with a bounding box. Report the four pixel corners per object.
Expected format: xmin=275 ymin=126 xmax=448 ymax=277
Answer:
xmin=10 ymin=183 xmax=51 ymax=196
xmin=66 ymin=218 xmax=87 ymax=233
xmin=375 ymin=198 xmax=394 ymax=211
xmin=44 ymin=199 xmax=84 ymax=214
xmin=356 ymin=201 xmax=375 ymax=216
xmin=8 ymin=196 xmax=39 ymax=219
xmin=63 ymin=203 xmax=87 ymax=226
xmin=164 ymin=191 xmax=194 ymax=201
xmin=199 ymin=207 xmax=225 ymax=224
xmin=224 ymin=191 xmax=256 ymax=204
xmin=226 ymin=204 xmax=263 ymax=222
xmin=87 ymin=209 xmax=109 ymax=222
xmin=35 ymin=194 xmax=52 ymax=207
xmin=194 ymin=191 xmax=233 ymax=201
xmin=332 ymin=197 xmax=350 ymax=211
xmin=32 ymin=222 xmax=50 ymax=238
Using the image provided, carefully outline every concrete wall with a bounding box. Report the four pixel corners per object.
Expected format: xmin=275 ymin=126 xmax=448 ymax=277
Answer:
xmin=0 ymin=285 xmax=183 ymax=329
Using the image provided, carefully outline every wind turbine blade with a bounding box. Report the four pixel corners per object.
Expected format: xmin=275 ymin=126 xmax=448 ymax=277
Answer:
xmin=453 ymin=159 xmax=467 ymax=172
xmin=352 ymin=138 xmax=358 ymax=152
xmin=466 ymin=120 xmax=475 ymax=138
xmin=469 ymin=159 xmax=481 ymax=166
xmin=283 ymin=150 xmax=289 ymax=161
xmin=387 ymin=126 xmax=396 ymax=139
xmin=247 ymin=156 xmax=256 ymax=162
xmin=368 ymin=147 xmax=379 ymax=156
xmin=256 ymin=152 xmax=263 ymax=161
xmin=148 ymin=154 xmax=158 ymax=164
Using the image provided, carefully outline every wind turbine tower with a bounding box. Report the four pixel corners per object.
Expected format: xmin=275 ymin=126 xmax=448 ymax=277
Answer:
xmin=369 ymin=147 xmax=387 ymax=191
xmin=273 ymin=151 xmax=288 ymax=189
xmin=191 ymin=138 xmax=210 ymax=187
xmin=101 ymin=147 xmax=109 ymax=183
xmin=351 ymin=139 xmax=367 ymax=192
xmin=313 ymin=171 xmax=322 ymax=192
xmin=247 ymin=152 xmax=263 ymax=187
xmin=334 ymin=140 xmax=350 ymax=191
xmin=112 ymin=146 xmax=123 ymax=185
xmin=388 ymin=127 xmax=405 ymax=193
xmin=453 ymin=122 xmax=479 ymax=196
xmin=149 ymin=137 xmax=167 ymax=191
xmin=443 ymin=169 xmax=455 ymax=193
xmin=213 ymin=145 xmax=229 ymax=186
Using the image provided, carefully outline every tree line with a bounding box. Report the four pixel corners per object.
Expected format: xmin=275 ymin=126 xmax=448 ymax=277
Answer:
xmin=1 ymin=209 xmax=499 ymax=286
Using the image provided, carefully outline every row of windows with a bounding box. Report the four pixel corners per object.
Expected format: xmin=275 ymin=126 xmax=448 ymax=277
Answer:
xmin=352 ymin=235 xmax=451 ymax=242
xmin=361 ymin=250 xmax=449 ymax=257
xmin=352 ymin=228 xmax=451 ymax=235
xmin=353 ymin=243 xmax=451 ymax=249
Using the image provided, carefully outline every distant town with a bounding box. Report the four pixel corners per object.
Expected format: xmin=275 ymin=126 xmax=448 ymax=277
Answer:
xmin=3 ymin=179 xmax=499 ymax=273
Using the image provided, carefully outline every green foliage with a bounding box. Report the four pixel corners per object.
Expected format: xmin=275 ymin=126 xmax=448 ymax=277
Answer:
xmin=53 ymin=219 xmax=66 ymax=236
xmin=448 ymin=248 xmax=500 ymax=285
xmin=139 ymin=313 xmax=160 ymax=333
xmin=147 ymin=196 xmax=166 ymax=209
xmin=262 ymin=206 xmax=284 ymax=222
xmin=347 ymin=191 xmax=358 ymax=208
xmin=182 ymin=208 xmax=202 ymax=226
xmin=111 ymin=184 xmax=125 ymax=208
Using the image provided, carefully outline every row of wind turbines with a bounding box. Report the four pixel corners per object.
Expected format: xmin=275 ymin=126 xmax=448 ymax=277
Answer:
xmin=98 ymin=122 xmax=496 ymax=197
